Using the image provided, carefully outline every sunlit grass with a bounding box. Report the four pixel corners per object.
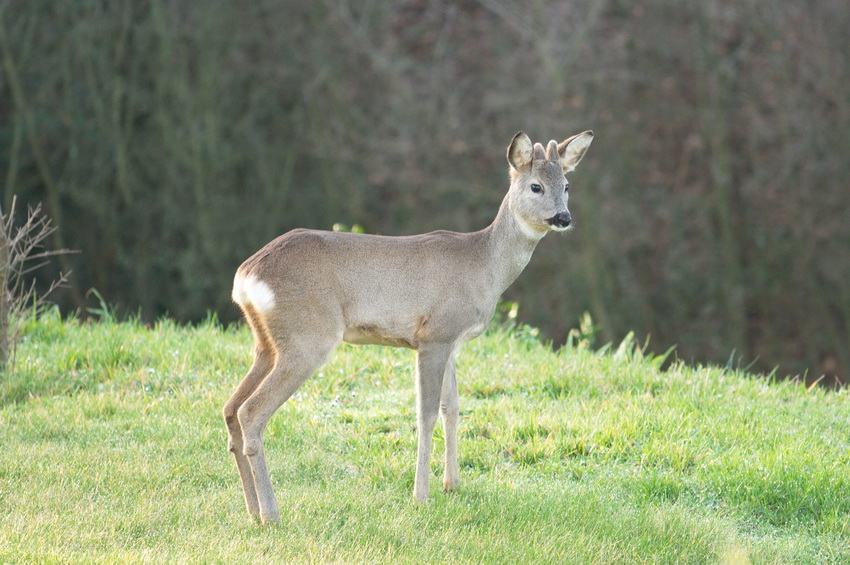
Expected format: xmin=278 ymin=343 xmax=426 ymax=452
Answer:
xmin=1 ymin=310 xmax=848 ymax=563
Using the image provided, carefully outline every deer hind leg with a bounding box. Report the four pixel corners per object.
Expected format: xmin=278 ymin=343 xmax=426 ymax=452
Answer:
xmin=223 ymin=347 xmax=272 ymax=519
xmin=440 ymin=355 xmax=460 ymax=492
xmin=413 ymin=344 xmax=453 ymax=503
xmin=223 ymin=310 xmax=274 ymax=519
xmin=237 ymin=329 xmax=340 ymax=524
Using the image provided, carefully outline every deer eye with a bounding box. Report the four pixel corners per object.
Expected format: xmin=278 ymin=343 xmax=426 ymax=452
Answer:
xmin=564 ymin=183 xmax=570 ymax=192
xmin=530 ymin=183 xmax=543 ymax=194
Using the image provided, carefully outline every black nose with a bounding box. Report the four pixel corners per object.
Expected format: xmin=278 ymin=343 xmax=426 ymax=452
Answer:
xmin=549 ymin=213 xmax=571 ymax=228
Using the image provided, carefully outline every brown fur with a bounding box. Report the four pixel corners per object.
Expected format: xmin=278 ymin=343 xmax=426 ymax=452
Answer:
xmin=224 ymin=130 xmax=594 ymax=524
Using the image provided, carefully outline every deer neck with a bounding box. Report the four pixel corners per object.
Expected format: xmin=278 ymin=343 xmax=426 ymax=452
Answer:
xmin=483 ymin=193 xmax=546 ymax=295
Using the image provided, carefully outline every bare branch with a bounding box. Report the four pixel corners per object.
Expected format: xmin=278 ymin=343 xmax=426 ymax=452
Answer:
xmin=1 ymin=196 xmax=75 ymax=371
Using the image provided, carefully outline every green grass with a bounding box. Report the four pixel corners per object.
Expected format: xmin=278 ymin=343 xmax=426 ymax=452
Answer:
xmin=1 ymin=310 xmax=848 ymax=564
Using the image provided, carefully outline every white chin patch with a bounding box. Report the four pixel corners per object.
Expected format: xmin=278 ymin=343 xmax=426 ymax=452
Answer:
xmin=232 ymin=273 xmax=276 ymax=313
xmin=515 ymin=214 xmax=547 ymax=240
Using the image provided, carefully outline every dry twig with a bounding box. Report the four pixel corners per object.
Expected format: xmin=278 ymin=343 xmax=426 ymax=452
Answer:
xmin=0 ymin=196 xmax=74 ymax=370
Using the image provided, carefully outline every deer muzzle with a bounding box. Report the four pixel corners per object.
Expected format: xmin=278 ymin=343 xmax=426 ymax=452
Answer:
xmin=547 ymin=212 xmax=572 ymax=229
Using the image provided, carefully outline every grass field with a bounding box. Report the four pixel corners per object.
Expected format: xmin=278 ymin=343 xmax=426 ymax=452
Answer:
xmin=1 ymin=310 xmax=848 ymax=564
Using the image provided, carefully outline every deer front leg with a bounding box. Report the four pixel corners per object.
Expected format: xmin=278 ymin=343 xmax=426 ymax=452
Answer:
xmin=413 ymin=345 xmax=452 ymax=503
xmin=440 ymin=355 xmax=460 ymax=492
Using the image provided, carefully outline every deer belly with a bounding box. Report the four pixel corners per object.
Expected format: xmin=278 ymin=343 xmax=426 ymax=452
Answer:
xmin=342 ymin=325 xmax=416 ymax=349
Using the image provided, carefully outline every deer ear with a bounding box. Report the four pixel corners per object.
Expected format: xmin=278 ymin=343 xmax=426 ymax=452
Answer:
xmin=557 ymin=130 xmax=594 ymax=173
xmin=507 ymin=132 xmax=533 ymax=171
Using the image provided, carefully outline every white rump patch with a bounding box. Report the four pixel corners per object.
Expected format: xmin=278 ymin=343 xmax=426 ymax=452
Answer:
xmin=232 ymin=273 xmax=276 ymax=313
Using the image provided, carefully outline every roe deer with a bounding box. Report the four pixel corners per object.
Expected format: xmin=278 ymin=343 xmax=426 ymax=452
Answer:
xmin=224 ymin=130 xmax=593 ymax=523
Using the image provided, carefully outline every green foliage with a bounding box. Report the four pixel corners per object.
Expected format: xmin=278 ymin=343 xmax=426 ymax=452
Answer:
xmin=1 ymin=1 xmax=849 ymax=380
xmin=332 ymin=223 xmax=366 ymax=234
xmin=566 ymin=311 xmax=601 ymax=349
xmin=1 ymin=315 xmax=848 ymax=563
